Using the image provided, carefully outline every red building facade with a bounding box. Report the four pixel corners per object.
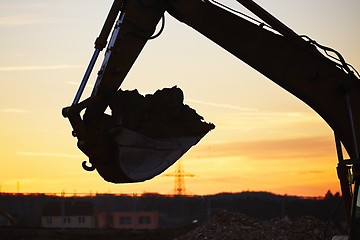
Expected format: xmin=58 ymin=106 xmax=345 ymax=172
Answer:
xmin=112 ymin=211 xmax=159 ymax=230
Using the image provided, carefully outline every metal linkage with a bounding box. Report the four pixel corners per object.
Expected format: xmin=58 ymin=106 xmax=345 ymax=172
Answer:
xmin=72 ymin=50 xmax=101 ymax=106
xmin=71 ymin=0 xmax=124 ymax=106
xmin=91 ymin=11 xmax=126 ymax=97
xmin=342 ymin=92 xmax=360 ymax=239
xmin=335 ymin=134 xmax=353 ymax=228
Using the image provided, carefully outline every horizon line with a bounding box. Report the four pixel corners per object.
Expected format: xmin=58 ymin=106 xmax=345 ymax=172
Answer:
xmin=0 ymin=190 xmax=332 ymax=199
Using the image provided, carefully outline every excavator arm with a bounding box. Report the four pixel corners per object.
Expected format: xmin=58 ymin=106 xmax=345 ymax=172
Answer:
xmin=63 ymin=0 xmax=215 ymax=184
xmin=63 ymin=0 xmax=359 ymax=237
xmin=168 ymin=0 xmax=360 ymax=157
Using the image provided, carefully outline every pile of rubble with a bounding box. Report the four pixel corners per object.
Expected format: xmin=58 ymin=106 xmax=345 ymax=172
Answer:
xmin=176 ymin=211 xmax=344 ymax=240
xmin=110 ymin=86 xmax=215 ymax=138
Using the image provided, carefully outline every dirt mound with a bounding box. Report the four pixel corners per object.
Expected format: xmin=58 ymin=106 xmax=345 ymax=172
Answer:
xmin=176 ymin=211 xmax=343 ymax=240
xmin=110 ymin=86 xmax=215 ymax=138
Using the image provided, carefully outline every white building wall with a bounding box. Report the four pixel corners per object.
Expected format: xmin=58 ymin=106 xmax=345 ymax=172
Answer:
xmin=41 ymin=216 xmax=94 ymax=228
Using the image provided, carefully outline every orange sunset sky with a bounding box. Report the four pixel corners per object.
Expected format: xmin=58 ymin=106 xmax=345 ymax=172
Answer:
xmin=0 ymin=0 xmax=359 ymax=197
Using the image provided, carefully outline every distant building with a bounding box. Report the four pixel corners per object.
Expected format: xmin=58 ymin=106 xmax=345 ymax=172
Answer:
xmin=112 ymin=211 xmax=159 ymax=230
xmin=41 ymin=201 xmax=97 ymax=229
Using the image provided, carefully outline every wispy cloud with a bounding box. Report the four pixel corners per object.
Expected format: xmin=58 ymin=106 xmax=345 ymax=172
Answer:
xmin=0 ymin=14 xmax=42 ymax=26
xmin=0 ymin=2 xmax=67 ymax=26
xmin=65 ymin=81 xmax=81 ymax=86
xmin=65 ymin=81 xmax=94 ymax=88
xmin=188 ymin=99 xmax=258 ymax=112
xmin=17 ymin=151 xmax=83 ymax=159
xmin=189 ymin=136 xmax=334 ymax=160
xmin=0 ymin=65 xmax=82 ymax=72
xmin=1 ymin=109 xmax=29 ymax=114
xmin=296 ymin=170 xmax=324 ymax=175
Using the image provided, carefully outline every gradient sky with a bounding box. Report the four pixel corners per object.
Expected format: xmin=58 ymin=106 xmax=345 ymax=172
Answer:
xmin=0 ymin=0 xmax=359 ymax=197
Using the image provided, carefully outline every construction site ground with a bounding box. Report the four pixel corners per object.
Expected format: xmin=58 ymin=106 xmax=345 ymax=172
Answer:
xmin=0 ymin=212 xmax=346 ymax=240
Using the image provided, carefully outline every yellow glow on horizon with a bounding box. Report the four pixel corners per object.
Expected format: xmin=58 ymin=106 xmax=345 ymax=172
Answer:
xmin=0 ymin=0 xmax=359 ymax=198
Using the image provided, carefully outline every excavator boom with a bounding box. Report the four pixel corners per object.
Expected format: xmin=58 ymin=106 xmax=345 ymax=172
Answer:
xmin=63 ymin=0 xmax=359 ymax=238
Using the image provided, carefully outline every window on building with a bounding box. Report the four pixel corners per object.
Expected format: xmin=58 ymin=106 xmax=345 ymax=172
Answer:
xmin=78 ymin=217 xmax=86 ymax=224
xmin=63 ymin=217 xmax=71 ymax=224
xmin=138 ymin=216 xmax=151 ymax=224
xmin=119 ymin=217 xmax=132 ymax=225
xmin=46 ymin=217 xmax=52 ymax=225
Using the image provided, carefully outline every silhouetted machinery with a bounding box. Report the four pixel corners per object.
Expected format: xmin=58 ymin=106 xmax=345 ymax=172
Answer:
xmin=62 ymin=0 xmax=360 ymax=238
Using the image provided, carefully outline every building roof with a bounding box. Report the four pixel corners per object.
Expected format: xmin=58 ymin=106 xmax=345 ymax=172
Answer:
xmin=42 ymin=201 xmax=95 ymax=216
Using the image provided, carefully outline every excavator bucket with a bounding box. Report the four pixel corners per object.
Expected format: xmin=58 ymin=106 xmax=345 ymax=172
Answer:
xmin=77 ymin=86 xmax=214 ymax=183
xmin=85 ymin=126 xmax=207 ymax=183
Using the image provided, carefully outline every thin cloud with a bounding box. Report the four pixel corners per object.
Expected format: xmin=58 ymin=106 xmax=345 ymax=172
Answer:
xmin=65 ymin=81 xmax=94 ymax=88
xmin=187 ymin=99 xmax=258 ymax=112
xmin=218 ymin=110 xmax=324 ymax=131
xmin=0 ymin=14 xmax=42 ymax=26
xmin=17 ymin=151 xmax=83 ymax=159
xmin=1 ymin=109 xmax=29 ymax=114
xmin=296 ymin=170 xmax=324 ymax=175
xmin=0 ymin=2 xmax=66 ymax=26
xmin=190 ymin=136 xmax=335 ymax=160
xmin=0 ymin=2 xmax=51 ymax=9
xmin=65 ymin=81 xmax=81 ymax=86
xmin=0 ymin=65 xmax=82 ymax=72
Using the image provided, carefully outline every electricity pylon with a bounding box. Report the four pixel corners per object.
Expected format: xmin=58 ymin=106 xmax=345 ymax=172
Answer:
xmin=164 ymin=160 xmax=194 ymax=195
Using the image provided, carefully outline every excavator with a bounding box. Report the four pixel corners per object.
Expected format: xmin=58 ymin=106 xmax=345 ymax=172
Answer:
xmin=62 ymin=0 xmax=360 ymax=238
